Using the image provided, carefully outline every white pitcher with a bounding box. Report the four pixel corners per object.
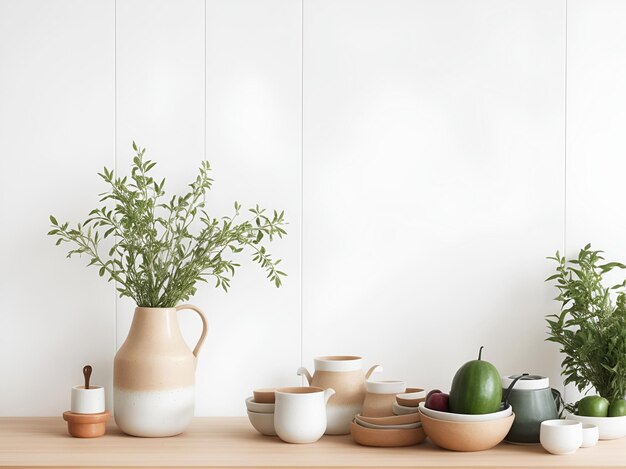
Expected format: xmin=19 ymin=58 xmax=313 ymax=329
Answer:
xmin=274 ymin=387 xmax=335 ymax=444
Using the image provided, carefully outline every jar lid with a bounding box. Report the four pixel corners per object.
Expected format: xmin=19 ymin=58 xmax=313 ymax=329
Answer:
xmin=501 ymin=374 xmax=549 ymax=390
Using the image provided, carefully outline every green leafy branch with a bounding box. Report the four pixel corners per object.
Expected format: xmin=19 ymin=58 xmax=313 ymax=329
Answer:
xmin=48 ymin=142 xmax=287 ymax=307
xmin=546 ymin=244 xmax=626 ymax=403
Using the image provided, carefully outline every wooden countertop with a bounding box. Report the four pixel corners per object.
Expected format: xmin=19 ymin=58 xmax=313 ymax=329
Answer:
xmin=0 ymin=417 xmax=624 ymax=468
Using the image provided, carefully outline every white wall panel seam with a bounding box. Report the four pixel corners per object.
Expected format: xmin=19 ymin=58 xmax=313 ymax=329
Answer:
xmin=300 ymin=0 xmax=304 ymax=373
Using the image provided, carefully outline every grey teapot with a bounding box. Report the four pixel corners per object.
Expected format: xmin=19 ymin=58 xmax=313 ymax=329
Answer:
xmin=502 ymin=374 xmax=563 ymax=444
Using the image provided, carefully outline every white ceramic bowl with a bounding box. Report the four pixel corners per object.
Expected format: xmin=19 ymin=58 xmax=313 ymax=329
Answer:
xmin=247 ymin=410 xmax=276 ymax=436
xmin=581 ymin=423 xmax=599 ymax=448
xmin=366 ymin=380 xmax=406 ymax=394
xmin=540 ymin=419 xmax=582 ymax=455
xmin=354 ymin=416 xmax=422 ymax=430
xmin=566 ymin=413 xmax=626 ymax=440
xmin=418 ymin=402 xmax=512 ymax=422
xmin=245 ymin=396 xmax=275 ymax=414
xmin=393 ymin=402 xmax=420 ymax=415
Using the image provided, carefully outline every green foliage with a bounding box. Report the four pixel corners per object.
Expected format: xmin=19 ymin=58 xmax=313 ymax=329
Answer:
xmin=546 ymin=244 xmax=626 ymax=404
xmin=48 ymin=143 xmax=287 ymax=307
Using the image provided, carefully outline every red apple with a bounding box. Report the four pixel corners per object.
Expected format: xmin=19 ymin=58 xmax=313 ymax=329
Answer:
xmin=426 ymin=389 xmax=442 ymax=400
xmin=426 ymin=392 xmax=449 ymax=412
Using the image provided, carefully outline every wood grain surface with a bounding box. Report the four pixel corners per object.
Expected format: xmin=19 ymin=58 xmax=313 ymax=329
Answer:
xmin=0 ymin=417 xmax=624 ymax=468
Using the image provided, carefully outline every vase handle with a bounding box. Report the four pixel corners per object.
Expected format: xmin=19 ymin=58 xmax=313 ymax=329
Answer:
xmin=176 ymin=304 xmax=209 ymax=358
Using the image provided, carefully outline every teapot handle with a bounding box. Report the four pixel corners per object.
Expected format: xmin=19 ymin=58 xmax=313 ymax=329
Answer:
xmin=502 ymin=373 xmax=529 ymax=407
xmin=175 ymin=304 xmax=209 ymax=358
xmin=551 ymin=388 xmax=564 ymax=418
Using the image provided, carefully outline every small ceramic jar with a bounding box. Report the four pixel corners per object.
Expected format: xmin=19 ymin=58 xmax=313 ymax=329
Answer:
xmin=64 ymin=384 xmax=110 ymax=438
xmin=71 ymin=385 xmax=105 ymax=414
xmin=362 ymin=380 xmax=406 ymax=417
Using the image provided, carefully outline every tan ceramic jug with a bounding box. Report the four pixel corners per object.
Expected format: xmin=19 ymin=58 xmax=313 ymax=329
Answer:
xmin=297 ymin=356 xmax=380 ymax=434
xmin=114 ymin=305 xmax=208 ymax=437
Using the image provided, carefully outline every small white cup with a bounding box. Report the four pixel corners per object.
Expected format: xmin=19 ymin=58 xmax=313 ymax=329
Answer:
xmin=71 ymin=385 xmax=105 ymax=414
xmin=581 ymin=423 xmax=599 ymax=448
xmin=540 ymin=419 xmax=583 ymax=455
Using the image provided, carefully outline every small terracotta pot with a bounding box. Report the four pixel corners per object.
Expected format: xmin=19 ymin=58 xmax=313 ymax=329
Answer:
xmin=63 ymin=410 xmax=110 ymax=438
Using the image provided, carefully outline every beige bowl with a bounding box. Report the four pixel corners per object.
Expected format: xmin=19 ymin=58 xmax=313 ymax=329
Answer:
xmin=245 ymin=396 xmax=275 ymax=414
xmin=247 ymin=410 xmax=276 ymax=436
xmin=357 ymin=413 xmax=420 ymax=426
xmin=405 ymin=387 xmax=424 ymax=394
xmin=419 ymin=402 xmax=513 ymax=422
xmin=393 ymin=402 xmax=420 ymax=415
xmin=253 ymin=388 xmax=276 ymax=404
xmin=355 ymin=416 xmax=422 ymax=430
xmin=350 ymin=421 xmax=426 ymax=447
xmin=396 ymin=391 xmax=426 ymax=407
xmin=420 ymin=412 xmax=514 ymax=452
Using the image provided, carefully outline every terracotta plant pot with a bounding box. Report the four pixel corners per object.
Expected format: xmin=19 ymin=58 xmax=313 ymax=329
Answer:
xmin=114 ymin=305 xmax=208 ymax=437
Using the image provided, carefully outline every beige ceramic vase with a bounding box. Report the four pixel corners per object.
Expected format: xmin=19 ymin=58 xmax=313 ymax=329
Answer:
xmin=297 ymin=356 xmax=380 ymax=435
xmin=114 ymin=305 xmax=208 ymax=437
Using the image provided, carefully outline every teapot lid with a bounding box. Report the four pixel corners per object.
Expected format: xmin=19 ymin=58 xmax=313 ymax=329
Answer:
xmin=501 ymin=374 xmax=549 ymax=390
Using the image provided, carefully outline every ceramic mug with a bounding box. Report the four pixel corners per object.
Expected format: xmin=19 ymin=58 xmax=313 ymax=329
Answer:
xmin=540 ymin=419 xmax=582 ymax=455
xmin=274 ymin=386 xmax=335 ymax=444
xmin=71 ymin=385 xmax=105 ymax=414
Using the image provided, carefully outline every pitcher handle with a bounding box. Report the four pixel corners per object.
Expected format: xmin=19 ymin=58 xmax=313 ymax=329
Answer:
xmin=324 ymin=388 xmax=336 ymax=404
xmin=551 ymin=388 xmax=564 ymax=418
xmin=176 ymin=304 xmax=209 ymax=358
xmin=297 ymin=367 xmax=313 ymax=385
xmin=365 ymin=364 xmax=383 ymax=380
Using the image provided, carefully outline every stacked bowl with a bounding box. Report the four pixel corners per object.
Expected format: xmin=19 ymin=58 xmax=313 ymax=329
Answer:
xmin=245 ymin=389 xmax=277 ymax=436
xmin=419 ymin=402 xmax=515 ymax=451
xmin=393 ymin=388 xmax=425 ymax=416
xmin=351 ymin=412 xmax=426 ymax=447
xmin=351 ymin=387 xmax=427 ymax=447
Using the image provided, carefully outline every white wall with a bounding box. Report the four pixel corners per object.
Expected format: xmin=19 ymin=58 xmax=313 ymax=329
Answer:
xmin=566 ymin=0 xmax=626 ymax=401
xmin=303 ymin=0 xmax=565 ymax=394
xmin=0 ymin=0 xmax=623 ymax=416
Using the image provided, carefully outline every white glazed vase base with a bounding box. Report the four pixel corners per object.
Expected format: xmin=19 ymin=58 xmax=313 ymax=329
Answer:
xmin=114 ymin=386 xmax=195 ymax=437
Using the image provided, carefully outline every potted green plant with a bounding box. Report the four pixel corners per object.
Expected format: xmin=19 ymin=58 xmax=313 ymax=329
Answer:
xmin=546 ymin=244 xmax=626 ymax=423
xmin=48 ymin=143 xmax=287 ymax=437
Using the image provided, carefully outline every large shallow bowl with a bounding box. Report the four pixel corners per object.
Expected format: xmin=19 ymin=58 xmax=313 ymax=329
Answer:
xmin=350 ymin=421 xmax=426 ymax=447
xmin=247 ymin=410 xmax=276 ymax=436
xmin=418 ymin=402 xmax=512 ymax=422
xmin=355 ymin=416 xmax=422 ymax=430
xmin=420 ymin=412 xmax=514 ymax=451
xmin=357 ymin=413 xmax=420 ymax=426
xmin=566 ymin=414 xmax=626 ymax=440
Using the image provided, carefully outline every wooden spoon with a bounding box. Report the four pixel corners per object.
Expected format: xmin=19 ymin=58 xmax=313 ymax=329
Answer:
xmin=83 ymin=365 xmax=92 ymax=390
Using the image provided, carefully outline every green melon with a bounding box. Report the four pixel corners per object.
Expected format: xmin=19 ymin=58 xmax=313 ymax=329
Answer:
xmin=448 ymin=346 xmax=502 ymax=415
